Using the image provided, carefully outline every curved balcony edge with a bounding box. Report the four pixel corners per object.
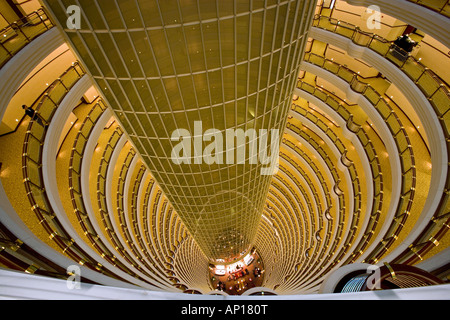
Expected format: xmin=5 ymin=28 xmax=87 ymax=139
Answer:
xmin=77 ymin=108 xmax=176 ymax=290
xmin=342 ymin=0 xmax=450 ymax=48
xmin=300 ymin=61 xmax=403 ymax=216
xmin=39 ymin=75 xmax=164 ymax=291
xmin=0 ymin=182 xmax=137 ymax=290
xmin=293 ymin=90 xmax=378 ymax=266
xmin=307 ymin=27 xmax=448 ymax=262
xmin=2 ymin=267 xmax=449 ymax=299
xmin=300 ymin=61 xmax=408 ymax=261
xmin=0 ymin=27 xmax=65 ymax=124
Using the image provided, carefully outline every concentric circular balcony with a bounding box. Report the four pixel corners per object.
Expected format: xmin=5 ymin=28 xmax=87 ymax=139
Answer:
xmin=0 ymin=0 xmax=448 ymax=298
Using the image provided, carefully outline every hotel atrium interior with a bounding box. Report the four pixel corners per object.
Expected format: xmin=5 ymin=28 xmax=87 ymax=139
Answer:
xmin=0 ymin=0 xmax=449 ymax=299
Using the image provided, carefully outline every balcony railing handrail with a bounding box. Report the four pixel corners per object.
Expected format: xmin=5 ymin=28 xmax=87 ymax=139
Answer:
xmin=288 ymin=103 xmax=376 ymax=275
xmin=0 ymin=8 xmax=49 ymax=34
xmin=95 ymin=127 xmax=171 ymax=280
xmin=311 ymin=14 xmax=450 ymax=264
xmin=283 ymin=124 xmax=352 ymax=273
xmin=68 ymin=111 xmax=173 ymax=286
xmin=0 ymin=7 xmax=54 ymax=68
xmin=301 ymin=53 xmax=418 ymax=263
xmin=21 ymin=63 xmax=120 ymax=277
xmin=312 ymin=15 xmax=450 ymax=92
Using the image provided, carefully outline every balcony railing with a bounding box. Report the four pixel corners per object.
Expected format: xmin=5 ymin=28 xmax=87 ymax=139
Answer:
xmin=0 ymin=221 xmax=68 ymax=279
xmin=311 ymin=15 xmax=450 ymax=264
xmin=21 ymin=62 xmax=119 ymax=277
xmin=67 ymin=100 xmax=133 ymax=274
xmin=115 ymin=150 xmax=172 ymax=284
xmin=276 ymin=156 xmax=323 ymax=267
xmin=312 ymin=15 xmax=450 ymax=128
xmin=302 ymin=52 xmax=417 ymax=264
xmin=285 ymin=107 xmax=370 ymax=284
xmin=0 ymin=8 xmax=53 ymax=69
xmin=284 ymin=123 xmax=349 ymax=274
xmin=96 ymin=127 xmax=133 ymax=264
xmin=291 ymin=96 xmax=384 ymax=266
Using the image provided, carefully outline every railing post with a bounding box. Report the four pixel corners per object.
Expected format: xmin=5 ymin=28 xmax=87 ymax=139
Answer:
xmin=351 ymin=27 xmax=358 ymax=41
xmin=36 ymin=10 xmax=48 ymax=30
xmin=15 ymin=22 xmax=30 ymax=42
xmin=414 ymin=67 xmax=428 ymax=85
xmin=0 ymin=41 xmax=12 ymax=57
xmin=44 ymin=92 xmax=58 ymax=111
xmin=350 ymin=74 xmax=357 ymax=88
xmin=429 ymin=83 xmax=446 ymax=100
xmin=58 ymin=78 xmax=68 ymax=92
xmin=72 ymin=62 xmax=82 ymax=77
